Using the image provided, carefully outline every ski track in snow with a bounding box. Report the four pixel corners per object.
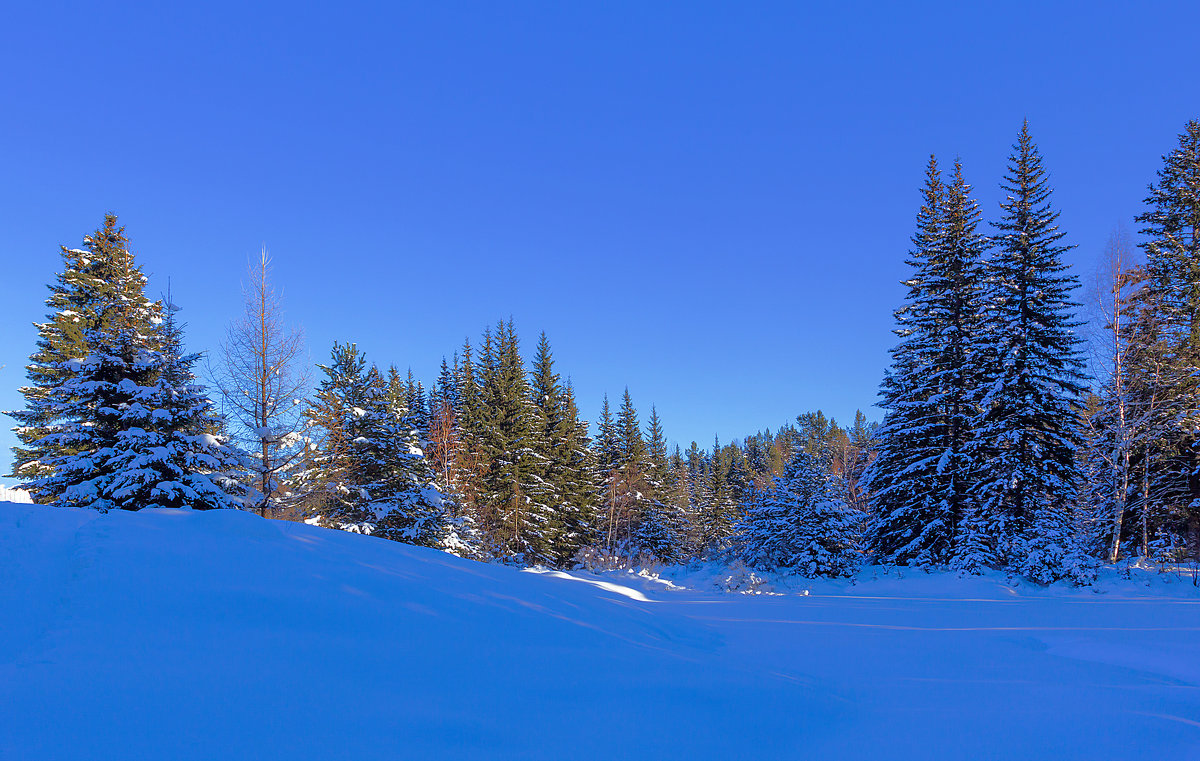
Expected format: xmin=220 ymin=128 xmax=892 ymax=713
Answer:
xmin=1 ymin=501 xmax=1198 ymax=760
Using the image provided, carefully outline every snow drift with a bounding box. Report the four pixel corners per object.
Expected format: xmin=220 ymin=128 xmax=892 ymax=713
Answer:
xmin=2 ymin=501 xmax=1198 ymax=759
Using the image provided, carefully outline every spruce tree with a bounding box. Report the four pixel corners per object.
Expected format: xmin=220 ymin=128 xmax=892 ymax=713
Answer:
xmin=975 ymin=123 xmax=1089 ymax=580
xmin=701 ymin=435 xmax=738 ymax=549
xmin=295 ymin=342 xmax=380 ymax=526
xmin=737 ymin=448 xmax=859 ymax=577
xmin=631 ymin=403 xmax=682 ymax=561
xmin=298 ymin=344 xmax=449 ymax=546
xmin=865 ymin=157 xmax=988 ymax=568
xmin=9 ymin=215 xmax=146 ymax=490
xmin=16 ymin=226 xmax=243 ymax=511
xmin=530 ymin=332 xmax=595 ymax=565
xmin=644 ymin=406 xmax=669 ymax=492
xmin=557 ymin=381 xmax=599 ymax=560
xmin=90 ymin=297 xmax=245 ymax=510
xmin=593 ymin=394 xmax=619 ymax=476
xmin=936 ymin=162 xmax=991 ymax=572
xmin=475 ymin=320 xmax=551 ymax=562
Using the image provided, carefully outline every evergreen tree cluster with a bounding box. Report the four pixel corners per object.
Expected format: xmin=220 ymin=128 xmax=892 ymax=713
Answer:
xmin=866 ymin=122 xmax=1094 ymax=582
xmin=10 ymin=119 xmax=1200 ymax=582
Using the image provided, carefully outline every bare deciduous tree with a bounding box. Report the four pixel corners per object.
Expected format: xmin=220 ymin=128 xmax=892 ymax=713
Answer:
xmin=1087 ymin=227 xmax=1138 ymax=561
xmin=213 ymin=248 xmax=308 ymax=517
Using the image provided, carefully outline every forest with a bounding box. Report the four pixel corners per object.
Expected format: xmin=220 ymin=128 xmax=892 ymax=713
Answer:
xmin=8 ymin=119 xmax=1200 ymax=585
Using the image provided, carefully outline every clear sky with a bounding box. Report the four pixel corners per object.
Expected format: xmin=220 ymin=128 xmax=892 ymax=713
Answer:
xmin=3 ymin=1 xmax=1199 ymax=484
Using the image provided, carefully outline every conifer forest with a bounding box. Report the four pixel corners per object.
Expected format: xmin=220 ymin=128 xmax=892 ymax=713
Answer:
xmin=7 ymin=8 xmax=1200 ymax=756
xmin=9 ymin=119 xmax=1200 ymax=585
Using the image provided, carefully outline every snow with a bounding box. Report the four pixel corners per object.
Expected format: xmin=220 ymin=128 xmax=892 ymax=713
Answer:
xmin=0 ymin=486 xmax=32 ymax=504
xmin=2 ymin=501 xmax=1199 ymax=759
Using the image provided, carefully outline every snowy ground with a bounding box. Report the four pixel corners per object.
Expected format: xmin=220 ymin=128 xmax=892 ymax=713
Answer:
xmin=0 ymin=485 xmax=31 ymax=504
xmin=2 ymin=502 xmax=1198 ymax=759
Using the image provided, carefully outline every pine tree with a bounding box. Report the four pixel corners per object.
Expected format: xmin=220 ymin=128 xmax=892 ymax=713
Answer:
xmin=975 ymin=123 xmax=1089 ymax=580
xmin=737 ymin=448 xmax=859 ymax=577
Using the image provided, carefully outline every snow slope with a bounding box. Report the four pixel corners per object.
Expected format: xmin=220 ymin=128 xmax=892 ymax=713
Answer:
xmin=2 ymin=502 xmax=1198 ymax=759
xmin=0 ymin=485 xmax=31 ymax=503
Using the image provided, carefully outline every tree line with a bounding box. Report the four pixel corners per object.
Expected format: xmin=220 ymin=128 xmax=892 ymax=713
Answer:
xmin=7 ymin=119 xmax=1200 ymax=582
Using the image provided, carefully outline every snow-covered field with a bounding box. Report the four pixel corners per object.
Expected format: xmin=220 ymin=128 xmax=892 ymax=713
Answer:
xmin=2 ymin=501 xmax=1198 ymax=759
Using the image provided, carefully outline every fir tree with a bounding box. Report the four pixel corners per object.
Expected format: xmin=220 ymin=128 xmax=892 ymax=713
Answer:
xmin=737 ymin=448 xmax=859 ymax=577
xmin=9 ymin=215 xmax=146 ymax=489
xmin=975 ymin=123 xmax=1089 ymax=580
xmin=90 ymin=296 xmax=245 ymax=510
xmin=17 ymin=217 xmax=177 ymax=509
xmin=866 ymin=157 xmax=989 ymax=568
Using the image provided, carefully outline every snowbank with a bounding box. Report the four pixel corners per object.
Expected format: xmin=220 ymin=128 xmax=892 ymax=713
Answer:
xmin=0 ymin=485 xmax=32 ymax=503
xmin=2 ymin=501 xmax=1198 ymax=759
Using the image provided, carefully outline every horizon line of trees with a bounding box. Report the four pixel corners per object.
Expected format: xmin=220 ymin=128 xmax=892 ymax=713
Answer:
xmin=6 ymin=119 xmax=1200 ymax=584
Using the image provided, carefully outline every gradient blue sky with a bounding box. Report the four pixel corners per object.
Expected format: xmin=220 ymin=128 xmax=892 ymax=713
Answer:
xmin=3 ymin=1 xmax=1199 ymax=484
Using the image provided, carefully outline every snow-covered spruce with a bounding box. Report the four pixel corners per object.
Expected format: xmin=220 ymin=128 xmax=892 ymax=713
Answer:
xmin=971 ymin=122 xmax=1090 ymax=581
xmin=735 ymin=448 xmax=859 ymax=577
xmin=291 ymin=342 xmax=459 ymax=551
xmin=865 ymin=157 xmax=991 ymax=569
xmin=14 ymin=216 xmax=242 ymax=511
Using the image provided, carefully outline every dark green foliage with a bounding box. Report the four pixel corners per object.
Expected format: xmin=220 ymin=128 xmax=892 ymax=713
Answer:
xmin=738 ymin=448 xmax=859 ymax=577
xmin=975 ymin=123 xmax=1088 ymax=579
xmin=297 ymin=343 xmax=449 ymax=547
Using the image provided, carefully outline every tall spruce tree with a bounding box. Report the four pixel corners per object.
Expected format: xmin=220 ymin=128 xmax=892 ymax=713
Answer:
xmin=476 ymin=320 xmax=551 ymax=562
xmin=558 ymin=381 xmax=599 ymax=560
xmin=868 ymin=158 xmax=962 ymax=565
xmin=975 ymin=123 xmax=1089 ymax=580
xmin=935 ymin=162 xmax=992 ymax=571
xmin=530 ymin=332 xmax=595 ymax=565
xmin=631 ymin=403 xmax=683 ymax=561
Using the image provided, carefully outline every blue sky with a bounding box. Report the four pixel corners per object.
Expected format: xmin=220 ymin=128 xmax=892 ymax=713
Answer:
xmin=2 ymin=1 xmax=1199 ymax=483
